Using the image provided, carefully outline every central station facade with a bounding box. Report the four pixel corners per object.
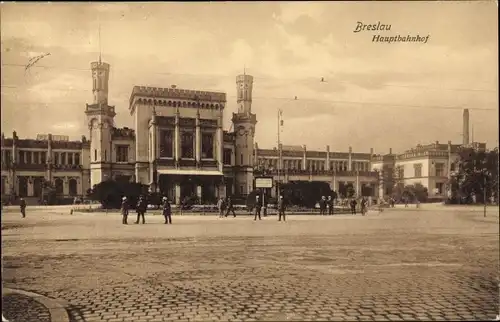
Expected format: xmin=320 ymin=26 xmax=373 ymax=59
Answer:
xmin=2 ymin=57 xmax=482 ymax=205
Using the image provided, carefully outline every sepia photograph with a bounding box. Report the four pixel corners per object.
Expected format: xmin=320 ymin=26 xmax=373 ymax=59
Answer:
xmin=1 ymin=1 xmax=498 ymax=322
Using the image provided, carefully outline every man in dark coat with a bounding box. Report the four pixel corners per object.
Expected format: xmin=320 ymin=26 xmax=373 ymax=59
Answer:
xmin=327 ymin=196 xmax=334 ymax=215
xmin=350 ymin=198 xmax=357 ymax=215
xmin=121 ymin=196 xmax=129 ymax=224
xmin=254 ymin=195 xmax=262 ymax=221
xmin=319 ymin=196 xmax=327 ymax=215
xmin=278 ymin=195 xmax=286 ymax=222
xmin=19 ymin=198 xmax=27 ymax=218
xmin=162 ymin=196 xmax=172 ymax=224
xmin=135 ymin=195 xmax=147 ymax=224
xmin=225 ymin=197 xmax=236 ymax=218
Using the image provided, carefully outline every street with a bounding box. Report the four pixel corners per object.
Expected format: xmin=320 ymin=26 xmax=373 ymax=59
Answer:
xmin=1 ymin=207 xmax=499 ymax=322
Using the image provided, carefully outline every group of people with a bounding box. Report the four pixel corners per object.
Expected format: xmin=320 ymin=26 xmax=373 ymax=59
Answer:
xmin=250 ymin=195 xmax=287 ymax=221
xmin=318 ymin=195 xmax=369 ymax=216
xmin=216 ymin=196 xmax=236 ymax=218
xmin=120 ymin=195 xmax=172 ymax=225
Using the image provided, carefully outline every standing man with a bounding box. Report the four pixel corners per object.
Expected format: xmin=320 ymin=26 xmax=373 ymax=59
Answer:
xmin=360 ymin=197 xmax=367 ymax=216
xmin=278 ymin=195 xmax=286 ymax=222
xmin=319 ymin=196 xmax=327 ymax=215
xmin=135 ymin=195 xmax=147 ymax=224
xmin=121 ymin=196 xmax=129 ymax=224
xmin=19 ymin=198 xmax=26 ymax=218
xmin=327 ymin=196 xmax=334 ymax=215
xmin=225 ymin=197 xmax=236 ymax=218
xmin=217 ymin=197 xmax=225 ymax=218
xmin=254 ymin=195 xmax=262 ymax=221
xmin=350 ymin=198 xmax=357 ymax=215
xmin=162 ymin=196 xmax=172 ymax=224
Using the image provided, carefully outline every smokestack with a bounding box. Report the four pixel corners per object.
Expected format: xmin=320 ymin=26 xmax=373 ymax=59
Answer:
xmin=463 ymin=109 xmax=470 ymax=145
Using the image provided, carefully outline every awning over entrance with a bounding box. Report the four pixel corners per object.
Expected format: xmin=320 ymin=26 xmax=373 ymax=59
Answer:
xmin=157 ymin=169 xmax=224 ymax=176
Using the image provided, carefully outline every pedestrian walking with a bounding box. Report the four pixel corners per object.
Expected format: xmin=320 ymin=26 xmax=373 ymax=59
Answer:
xmin=19 ymin=198 xmax=26 ymax=218
xmin=278 ymin=195 xmax=286 ymax=221
xmin=121 ymin=196 xmax=129 ymax=224
xmin=378 ymin=198 xmax=385 ymax=213
xmin=360 ymin=197 xmax=367 ymax=216
xmin=254 ymin=195 xmax=262 ymax=220
xmin=162 ymin=196 xmax=172 ymax=224
xmin=135 ymin=195 xmax=147 ymax=224
xmin=327 ymin=196 xmax=334 ymax=215
xmin=225 ymin=197 xmax=236 ymax=217
xmin=217 ymin=197 xmax=226 ymax=218
xmin=350 ymin=198 xmax=357 ymax=215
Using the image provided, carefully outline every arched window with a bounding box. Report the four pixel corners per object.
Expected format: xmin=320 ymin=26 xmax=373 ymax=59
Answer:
xmin=94 ymin=149 xmax=97 ymax=161
xmin=55 ymin=178 xmax=64 ymax=195
xmin=69 ymin=179 xmax=78 ymax=196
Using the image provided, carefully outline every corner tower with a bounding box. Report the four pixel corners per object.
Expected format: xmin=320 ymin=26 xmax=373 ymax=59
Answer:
xmin=85 ymin=59 xmax=116 ymax=187
xmin=232 ymin=73 xmax=257 ymax=196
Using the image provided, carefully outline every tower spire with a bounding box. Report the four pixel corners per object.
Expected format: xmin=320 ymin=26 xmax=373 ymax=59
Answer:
xmin=98 ymin=23 xmax=102 ymax=64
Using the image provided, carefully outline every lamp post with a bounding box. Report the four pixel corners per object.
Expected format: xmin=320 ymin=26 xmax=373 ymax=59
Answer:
xmin=277 ymin=109 xmax=284 ymax=198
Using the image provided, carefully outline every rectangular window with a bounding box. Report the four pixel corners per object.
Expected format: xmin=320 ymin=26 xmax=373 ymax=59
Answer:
xmin=94 ymin=150 xmax=97 ymax=162
xmin=60 ymin=152 xmax=66 ymax=165
xmin=74 ymin=153 xmax=80 ymax=165
xmin=298 ymin=160 xmax=302 ymax=169
xmin=435 ymin=182 xmax=444 ymax=194
xmin=33 ymin=152 xmax=39 ymax=164
xmin=54 ymin=152 xmax=59 ymax=165
xmin=414 ymin=164 xmax=422 ymax=177
xmin=116 ymin=145 xmax=129 ymax=162
xmin=159 ymin=130 xmax=174 ymax=158
xmin=181 ymin=131 xmax=194 ymax=158
xmin=201 ymin=132 xmax=214 ymax=159
xmin=223 ymin=148 xmax=232 ymax=165
xmin=41 ymin=152 xmax=46 ymax=164
xmin=5 ymin=150 xmax=11 ymax=164
xmin=435 ymin=163 xmax=445 ymax=177
xmin=68 ymin=153 xmax=73 ymax=165
xmin=104 ymin=150 xmax=107 ymax=161
xmin=240 ymin=153 xmax=243 ymax=165
xmin=26 ymin=151 xmax=32 ymax=164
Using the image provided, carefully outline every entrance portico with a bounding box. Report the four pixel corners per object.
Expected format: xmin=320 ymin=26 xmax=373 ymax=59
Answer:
xmin=157 ymin=169 xmax=225 ymax=205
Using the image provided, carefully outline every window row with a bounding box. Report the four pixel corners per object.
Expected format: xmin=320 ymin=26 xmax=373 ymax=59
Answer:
xmin=159 ymin=130 xmax=214 ymax=159
xmin=1 ymin=150 xmax=81 ymax=165
xmin=257 ymin=158 xmax=370 ymax=171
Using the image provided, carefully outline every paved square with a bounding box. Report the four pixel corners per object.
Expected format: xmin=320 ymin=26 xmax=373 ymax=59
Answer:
xmin=2 ymin=206 xmax=499 ymax=321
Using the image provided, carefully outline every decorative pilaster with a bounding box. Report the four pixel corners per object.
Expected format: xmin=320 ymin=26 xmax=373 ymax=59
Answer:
xmin=175 ymin=183 xmax=181 ymax=205
xmin=217 ymin=114 xmax=223 ymax=172
xmin=174 ymin=108 xmax=180 ymax=166
xmin=302 ymin=145 xmax=307 ymax=170
xmin=326 ymin=145 xmax=330 ymax=171
xmin=348 ymin=146 xmax=352 ymax=171
xmin=195 ymin=109 xmax=201 ymax=165
xmin=355 ymin=172 xmax=360 ymax=197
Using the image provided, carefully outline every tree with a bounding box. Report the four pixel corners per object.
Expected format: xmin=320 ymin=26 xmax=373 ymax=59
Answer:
xmin=88 ymin=180 xmax=149 ymax=209
xmin=450 ymin=147 xmax=499 ymax=204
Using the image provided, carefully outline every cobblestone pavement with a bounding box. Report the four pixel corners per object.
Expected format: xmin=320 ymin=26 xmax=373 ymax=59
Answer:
xmin=2 ymin=207 xmax=499 ymax=322
xmin=2 ymin=293 xmax=52 ymax=322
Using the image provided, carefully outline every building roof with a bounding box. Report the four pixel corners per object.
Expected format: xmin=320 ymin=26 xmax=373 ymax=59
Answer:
xmin=129 ymin=85 xmax=227 ymax=105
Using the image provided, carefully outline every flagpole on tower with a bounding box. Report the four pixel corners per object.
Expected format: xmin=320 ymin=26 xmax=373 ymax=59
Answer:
xmin=277 ymin=109 xmax=284 ymax=197
xmin=98 ymin=23 xmax=102 ymax=63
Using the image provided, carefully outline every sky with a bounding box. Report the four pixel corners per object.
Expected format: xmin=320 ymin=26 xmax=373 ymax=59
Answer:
xmin=1 ymin=2 xmax=498 ymax=154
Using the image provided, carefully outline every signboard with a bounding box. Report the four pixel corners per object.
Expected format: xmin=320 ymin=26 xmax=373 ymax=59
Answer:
xmin=255 ymin=177 xmax=273 ymax=188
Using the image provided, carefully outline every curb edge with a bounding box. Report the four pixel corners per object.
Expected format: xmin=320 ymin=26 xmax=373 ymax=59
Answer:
xmin=2 ymin=288 xmax=70 ymax=322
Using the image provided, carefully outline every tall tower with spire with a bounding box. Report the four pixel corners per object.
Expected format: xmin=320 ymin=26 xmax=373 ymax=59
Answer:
xmin=84 ymin=28 xmax=116 ymax=187
xmin=232 ymin=71 xmax=257 ymax=196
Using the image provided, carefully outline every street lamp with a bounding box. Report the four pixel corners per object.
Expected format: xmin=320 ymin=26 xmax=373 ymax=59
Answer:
xmin=277 ymin=109 xmax=284 ymax=198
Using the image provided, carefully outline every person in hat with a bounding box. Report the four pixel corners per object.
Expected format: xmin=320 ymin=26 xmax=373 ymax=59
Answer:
xmin=254 ymin=195 xmax=262 ymax=221
xmin=19 ymin=197 xmax=27 ymax=218
xmin=135 ymin=195 xmax=147 ymax=224
xmin=277 ymin=195 xmax=286 ymax=222
xmin=225 ymin=196 xmax=236 ymax=218
xmin=121 ymin=196 xmax=129 ymax=224
xmin=162 ymin=196 xmax=172 ymax=224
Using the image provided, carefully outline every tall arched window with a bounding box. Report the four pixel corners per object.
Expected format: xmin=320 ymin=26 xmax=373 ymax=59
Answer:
xmin=55 ymin=178 xmax=64 ymax=195
xmin=69 ymin=179 xmax=78 ymax=196
xmin=94 ymin=149 xmax=97 ymax=161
